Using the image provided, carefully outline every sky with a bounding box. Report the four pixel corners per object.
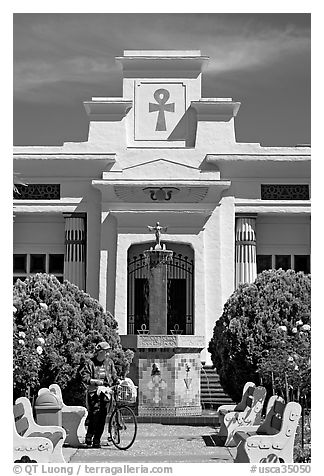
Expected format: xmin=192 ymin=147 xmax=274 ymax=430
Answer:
xmin=13 ymin=12 xmax=311 ymax=147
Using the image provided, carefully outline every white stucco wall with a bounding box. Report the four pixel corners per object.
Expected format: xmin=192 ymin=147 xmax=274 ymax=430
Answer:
xmin=256 ymin=215 xmax=311 ymax=256
xmin=13 ymin=50 xmax=311 ymax=364
xmin=13 ymin=214 xmax=65 ymax=253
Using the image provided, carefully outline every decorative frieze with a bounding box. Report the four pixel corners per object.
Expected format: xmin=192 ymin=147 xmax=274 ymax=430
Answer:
xmin=261 ymin=184 xmax=309 ymax=200
xmin=138 ymin=335 xmax=177 ymax=348
xmin=114 ymin=185 xmax=209 ymax=203
xmin=137 ymin=334 xmax=205 ymax=349
xmin=14 ymin=184 xmax=60 ymax=200
xmin=138 ymin=406 xmax=202 ymax=417
xmin=142 ymin=187 xmax=179 ymax=201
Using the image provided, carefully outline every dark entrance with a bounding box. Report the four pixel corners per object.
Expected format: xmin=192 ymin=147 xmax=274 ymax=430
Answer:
xmin=167 ymin=278 xmax=186 ymax=334
xmin=127 ymin=246 xmax=194 ymax=335
xmin=134 ymin=278 xmax=149 ymax=332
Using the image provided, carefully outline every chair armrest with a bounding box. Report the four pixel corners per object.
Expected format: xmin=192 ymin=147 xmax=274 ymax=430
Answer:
xmin=62 ymin=405 xmax=87 ymax=415
xmin=245 ymin=434 xmax=279 ymax=449
xmin=25 ymin=422 xmax=67 ymax=440
xmin=14 ymin=433 xmax=54 ymax=452
xmin=13 ymin=417 xmax=55 ymax=464
xmin=233 ymin=424 xmax=259 ymax=435
xmin=218 ymin=404 xmax=236 ymax=414
xmin=237 ymin=413 xmax=254 ymax=425
xmin=224 ymin=410 xmax=239 ymax=423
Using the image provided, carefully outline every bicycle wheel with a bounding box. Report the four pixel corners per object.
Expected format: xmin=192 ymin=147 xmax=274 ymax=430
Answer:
xmin=109 ymin=405 xmax=137 ymax=450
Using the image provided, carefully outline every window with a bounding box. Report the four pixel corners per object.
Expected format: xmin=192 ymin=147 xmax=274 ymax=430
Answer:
xmin=294 ymin=255 xmax=310 ymax=274
xmin=13 ymin=253 xmax=64 ymax=284
xmin=256 ymin=255 xmax=272 ymax=273
xmin=49 ymin=254 xmax=64 ymax=274
xmin=13 ymin=254 xmax=26 ymax=274
xmin=275 ymin=255 xmax=291 ymax=271
xmin=257 ymin=254 xmax=310 ymax=274
xmin=30 ymin=254 xmax=46 ymax=273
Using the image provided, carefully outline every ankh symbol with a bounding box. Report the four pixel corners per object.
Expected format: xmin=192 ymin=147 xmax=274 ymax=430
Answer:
xmin=149 ymin=88 xmax=175 ymax=131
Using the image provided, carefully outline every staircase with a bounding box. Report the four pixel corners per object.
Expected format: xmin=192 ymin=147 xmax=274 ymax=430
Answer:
xmin=200 ymin=366 xmax=233 ymax=408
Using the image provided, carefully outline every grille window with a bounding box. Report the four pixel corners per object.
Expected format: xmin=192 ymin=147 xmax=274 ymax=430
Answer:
xmin=261 ymin=184 xmax=309 ymax=200
xmin=14 ymin=184 xmax=60 ymax=200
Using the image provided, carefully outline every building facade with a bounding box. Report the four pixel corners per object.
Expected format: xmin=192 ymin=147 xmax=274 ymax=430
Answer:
xmin=13 ymin=50 xmax=311 ymax=364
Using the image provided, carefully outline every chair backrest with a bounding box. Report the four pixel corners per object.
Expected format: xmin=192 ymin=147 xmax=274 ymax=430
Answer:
xmin=281 ymin=402 xmax=301 ymax=436
xmin=252 ymin=386 xmax=266 ymax=406
xmin=49 ymin=384 xmax=63 ymax=404
xmin=262 ymin=401 xmax=301 ymax=439
xmin=244 ymin=386 xmax=266 ymax=411
xmin=240 ymin=386 xmax=266 ymax=427
xmin=270 ymin=399 xmax=287 ymax=432
xmin=234 ymin=382 xmax=256 ymax=411
xmin=265 ymin=395 xmax=283 ymax=415
xmin=13 ymin=401 xmax=30 ymax=436
xmin=257 ymin=396 xmax=285 ymax=435
xmin=15 ymin=397 xmax=35 ymax=427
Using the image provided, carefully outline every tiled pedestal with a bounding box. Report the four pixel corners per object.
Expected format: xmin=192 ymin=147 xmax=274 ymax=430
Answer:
xmin=121 ymin=334 xmax=204 ymax=417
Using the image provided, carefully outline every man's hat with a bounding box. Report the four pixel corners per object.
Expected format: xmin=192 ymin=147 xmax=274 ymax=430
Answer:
xmin=95 ymin=341 xmax=111 ymax=351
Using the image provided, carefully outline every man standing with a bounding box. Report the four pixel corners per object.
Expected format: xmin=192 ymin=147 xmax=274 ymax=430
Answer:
xmin=79 ymin=341 xmax=119 ymax=448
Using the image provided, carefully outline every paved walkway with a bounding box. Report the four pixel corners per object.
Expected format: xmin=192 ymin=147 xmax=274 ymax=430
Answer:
xmin=64 ymin=424 xmax=236 ymax=463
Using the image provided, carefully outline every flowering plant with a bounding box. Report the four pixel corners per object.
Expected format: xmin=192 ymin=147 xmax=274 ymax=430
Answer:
xmin=257 ymin=323 xmax=310 ymax=401
xmin=13 ymin=318 xmax=44 ymax=397
xmin=13 ymin=274 xmax=133 ymax=404
xmin=208 ymin=269 xmax=311 ymax=402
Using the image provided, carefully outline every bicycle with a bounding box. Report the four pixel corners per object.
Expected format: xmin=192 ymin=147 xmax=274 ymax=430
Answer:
xmin=107 ymin=382 xmax=138 ymax=450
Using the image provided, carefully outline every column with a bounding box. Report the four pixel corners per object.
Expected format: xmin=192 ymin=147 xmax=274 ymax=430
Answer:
xmin=63 ymin=213 xmax=86 ymax=290
xmin=98 ymin=213 xmax=117 ymax=314
xmin=235 ymin=215 xmax=257 ymax=288
xmin=144 ymin=250 xmax=173 ymax=335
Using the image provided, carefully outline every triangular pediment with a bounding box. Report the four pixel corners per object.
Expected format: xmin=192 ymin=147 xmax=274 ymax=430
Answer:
xmin=121 ymin=159 xmax=201 ymax=180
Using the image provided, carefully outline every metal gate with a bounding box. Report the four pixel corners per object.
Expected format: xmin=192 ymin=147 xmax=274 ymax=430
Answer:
xmin=127 ymin=251 xmax=194 ymax=335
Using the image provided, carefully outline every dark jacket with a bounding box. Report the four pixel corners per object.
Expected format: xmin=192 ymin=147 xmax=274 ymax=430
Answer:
xmin=79 ymin=355 xmax=119 ymax=394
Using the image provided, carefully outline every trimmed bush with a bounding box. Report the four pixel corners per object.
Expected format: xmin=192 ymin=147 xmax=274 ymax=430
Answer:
xmin=13 ymin=274 xmax=134 ymax=405
xmin=208 ymin=269 xmax=311 ymax=402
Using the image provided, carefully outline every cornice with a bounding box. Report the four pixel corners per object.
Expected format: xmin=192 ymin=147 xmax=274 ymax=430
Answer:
xmin=206 ymin=152 xmax=311 ymax=161
xmin=83 ymin=99 xmax=132 ymax=120
xmin=13 ymin=153 xmax=116 ymax=160
xmin=115 ymin=55 xmax=209 ymax=74
xmin=191 ymin=99 xmax=241 ymax=120
xmin=235 ymin=199 xmax=311 ymax=215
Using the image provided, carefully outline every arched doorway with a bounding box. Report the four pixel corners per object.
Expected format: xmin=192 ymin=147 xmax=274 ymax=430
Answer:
xmin=127 ymin=242 xmax=194 ymax=335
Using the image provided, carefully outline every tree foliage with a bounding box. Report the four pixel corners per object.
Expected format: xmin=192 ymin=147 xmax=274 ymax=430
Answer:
xmin=208 ymin=269 xmax=311 ymax=402
xmin=13 ymin=274 xmax=134 ymax=404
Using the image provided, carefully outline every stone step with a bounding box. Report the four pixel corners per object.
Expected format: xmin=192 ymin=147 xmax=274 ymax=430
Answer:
xmin=136 ymin=414 xmax=220 ymax=425
xmin=200 ymin=366 xmax=233 ymax=407
xmin=201 ymin=389 xmax=227 ymax=394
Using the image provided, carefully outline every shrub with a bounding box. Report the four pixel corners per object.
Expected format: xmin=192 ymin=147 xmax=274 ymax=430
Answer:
xmin=13 ymin=273 xmax=134 ymax=405
xmin=208 ymin=269 xmax=311 ymax=402
xmin=294 ymin=412 xmax=311 ymax=462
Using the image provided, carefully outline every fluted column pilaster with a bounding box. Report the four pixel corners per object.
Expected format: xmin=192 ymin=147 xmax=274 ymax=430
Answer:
xmin=235 ymin=215 xmax=257 ymax=288
xmin=63 ymin=213 xmax=86 ymax=290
